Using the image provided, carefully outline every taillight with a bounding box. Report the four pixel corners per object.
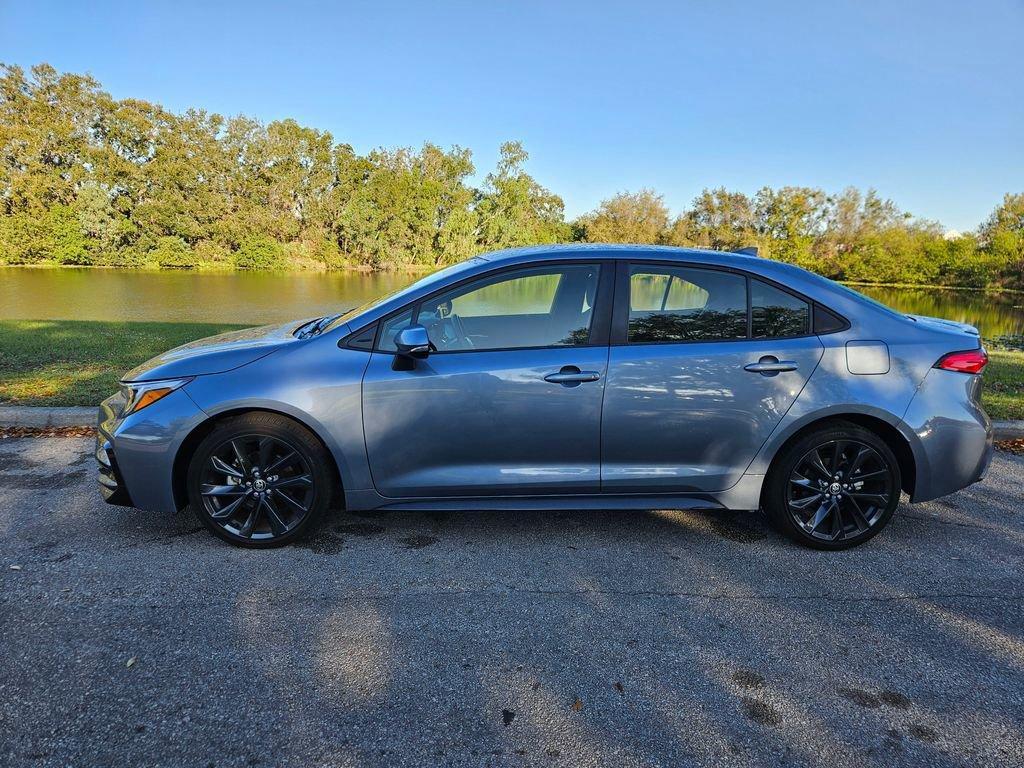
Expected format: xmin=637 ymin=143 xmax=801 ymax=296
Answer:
xmin=935 ymin=348 xmax=988 ymax=374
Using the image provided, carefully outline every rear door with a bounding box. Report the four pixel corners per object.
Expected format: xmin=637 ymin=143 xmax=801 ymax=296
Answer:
xmin=601 ymin=262 xmax=823 ymax=492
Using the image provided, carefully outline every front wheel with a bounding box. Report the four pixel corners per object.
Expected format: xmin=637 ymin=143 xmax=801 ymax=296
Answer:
xmin=187 ymin=412 xmax=334 ymax=548
xmin=763 ymin=422 xmax=901 ymax=550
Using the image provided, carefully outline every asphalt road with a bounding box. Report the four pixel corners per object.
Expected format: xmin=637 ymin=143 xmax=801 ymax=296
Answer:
xmin=1 ymin=438 xmax=1023 ymax=768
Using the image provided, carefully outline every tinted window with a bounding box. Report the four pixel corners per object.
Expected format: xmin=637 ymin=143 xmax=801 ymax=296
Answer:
xmin=751 ymin=279 xmax=810 ymax=338
xmin=377 ymin=310 xmax=414 ymax=352
xmin=813 ymin=304 xmax=847 ymax=334
xmin=416 ymin=264 xmax=600 ymax=352
xmin=628 ymin=266 xmax=747 ymax=342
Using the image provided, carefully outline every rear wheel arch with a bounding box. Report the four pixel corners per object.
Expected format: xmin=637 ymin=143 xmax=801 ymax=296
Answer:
xmin=172 ymin=407 xmax=344 ymax=511
xmin=763 ymin=413 xmax=916 ymax=500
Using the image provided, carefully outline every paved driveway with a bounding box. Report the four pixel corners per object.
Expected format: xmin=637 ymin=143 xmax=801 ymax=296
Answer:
xmin=1 ymin=438 xmax=1022 ymax=767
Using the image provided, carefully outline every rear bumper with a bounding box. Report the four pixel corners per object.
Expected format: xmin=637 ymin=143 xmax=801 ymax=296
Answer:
xmin=901 ymin=368 xmax=993 ymax=502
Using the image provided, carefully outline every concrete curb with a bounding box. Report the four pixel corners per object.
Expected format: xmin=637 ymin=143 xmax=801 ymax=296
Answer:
xmin=996 ymin=420 xmax=1024 ymax=440
xmin=0 ymin=406 xmax=95 ymax=428
xmin=0 ymin=405 xmax=1022 ymax=441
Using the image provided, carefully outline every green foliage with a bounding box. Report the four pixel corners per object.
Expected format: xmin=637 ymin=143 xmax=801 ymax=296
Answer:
xmin=579 ymin=189 xmax=669 ymax=244
xmin=0 ymin=62 xmax=1020 ymax=289
xmin=234 ymin=235 xmax=284 ymax=270
xmin=150 ymin=236 xmax=194 ymax=269
xmin=578 ymin=184 xmax=1024 ymax=290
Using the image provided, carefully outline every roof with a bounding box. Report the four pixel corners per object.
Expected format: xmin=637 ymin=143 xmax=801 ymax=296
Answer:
xmin=476 ymin=243 xmax=763 ymax=270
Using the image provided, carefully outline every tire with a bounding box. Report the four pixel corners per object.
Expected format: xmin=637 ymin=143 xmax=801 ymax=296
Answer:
xmin=186 ymin=412 xmax=335 ymax=548
xmin=763 ymin=421 xmax=901 ymax=550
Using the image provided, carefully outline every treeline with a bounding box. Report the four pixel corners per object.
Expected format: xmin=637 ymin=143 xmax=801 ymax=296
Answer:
xmin=576 ymin=188 xmax=1024 ymax=289
xmin=1 ymin=63 xmax=1022 ymax=289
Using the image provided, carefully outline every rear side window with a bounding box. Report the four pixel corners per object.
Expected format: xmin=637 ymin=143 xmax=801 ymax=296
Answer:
xmin=751 ymin=279 xmax=810 ymax=338
xmin=628 ymin=266 xmax=747 ymax=342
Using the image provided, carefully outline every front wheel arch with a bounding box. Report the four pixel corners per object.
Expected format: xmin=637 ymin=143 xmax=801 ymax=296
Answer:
xmin=172 ymin=408 xmax=344 ymax=512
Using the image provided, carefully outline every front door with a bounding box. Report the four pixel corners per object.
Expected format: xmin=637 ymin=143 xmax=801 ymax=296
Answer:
xmin=601 ymin=262 xmax=824 ymax=492
xmin=363 ymin=262 xmax=610 ymax=498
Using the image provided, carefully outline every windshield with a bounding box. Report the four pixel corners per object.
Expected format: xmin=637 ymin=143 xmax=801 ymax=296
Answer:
xmin=321 ymin=257 xmax=487 ymax=332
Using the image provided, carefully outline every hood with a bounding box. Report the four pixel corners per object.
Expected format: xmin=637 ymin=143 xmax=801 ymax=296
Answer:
xmin=906 ymin=314 xmax=980 ymax=338
xmin=123 ymin=319 xmax=312 ymax=382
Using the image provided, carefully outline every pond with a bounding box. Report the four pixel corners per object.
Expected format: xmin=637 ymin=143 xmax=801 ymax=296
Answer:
xmin=1 ymin=267 xmax=1022 ymax=340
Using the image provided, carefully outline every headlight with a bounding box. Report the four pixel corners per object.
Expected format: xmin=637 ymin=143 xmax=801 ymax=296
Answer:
xmin=120 ymin=377 xmax=193 ymax=416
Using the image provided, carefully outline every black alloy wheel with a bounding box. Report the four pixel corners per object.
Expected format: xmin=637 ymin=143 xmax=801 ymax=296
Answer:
xmin=786 ymin=439 xmax=894 ymax=542
xmin=764 ymin=422 xmax=901 ymax=550
xmin=199 ymin=434 xmax=314 ymax=540
xmin=187 ymin=412 xmax=333 ymax=547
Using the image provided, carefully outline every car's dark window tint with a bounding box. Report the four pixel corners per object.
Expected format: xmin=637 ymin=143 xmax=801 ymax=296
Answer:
xmin=345 ymin=323 xmax=377 ymax=350
xmin=627 ymin=266 xmax=747 ymax=342
xmin=378 ymin=310 xmax=414 ymax=352
xmin=751 ymin=279 xmax=810 ymax=338
xmin=416 ymin=264 xmax=600 ymax=352
xmin=813 ymin=304 xmax=847 ymax=334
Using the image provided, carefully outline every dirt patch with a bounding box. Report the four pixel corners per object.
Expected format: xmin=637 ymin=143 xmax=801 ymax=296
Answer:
xmin=741 ymin=697 xmax=781 ymax=725
xmin=909 ymin=724 xmax=938 ymax=743
xmin=0 ymin=426 xmax=96 ymax=439
xmin=732 ymin=669 xmax=766 ymax=689
xmin=996 ymin=439 xmax=1024 ymax=455
xmin=878 ymin=690 xmax=911 ymax=709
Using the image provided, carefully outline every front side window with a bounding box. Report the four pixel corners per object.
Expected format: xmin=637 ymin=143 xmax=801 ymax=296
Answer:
xmin=628 ymin=266 xmax=747 ymax=342
xmin=751 ymin=279 xmax=810 ymax=338
xmin=412 ymin=264 xmax=601 ymax=352
xmin=377 ymin=309 xmax=414 ymax=352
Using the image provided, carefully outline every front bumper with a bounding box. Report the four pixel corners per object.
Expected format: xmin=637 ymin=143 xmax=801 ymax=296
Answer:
xmin=96 ymin=391 xmax=132 ymax=506
xmin=95 ymin=429 xmax=132 ymax=506
xmin=96 ymin=386 xmax=208 ymax=513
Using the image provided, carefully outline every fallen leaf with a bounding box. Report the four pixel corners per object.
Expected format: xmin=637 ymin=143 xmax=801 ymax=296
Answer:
xmin=613 ymin=681 xmax=625 ymax=694
xmin=571 ymin=698 xmax=582 ymax=712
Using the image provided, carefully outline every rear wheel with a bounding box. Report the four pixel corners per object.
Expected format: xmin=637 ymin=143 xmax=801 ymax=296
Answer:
xmin=763 ymin=422 xmax=901 ymax=550
xmin=187 ymin=412 xmax=334 ymax=548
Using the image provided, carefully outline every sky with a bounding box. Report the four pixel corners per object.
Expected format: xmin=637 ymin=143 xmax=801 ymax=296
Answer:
xmin=1 ymin=0 xmax=1021 ymax=232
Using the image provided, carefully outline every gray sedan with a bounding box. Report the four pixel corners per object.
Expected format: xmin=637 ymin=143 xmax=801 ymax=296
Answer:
xmin=97 ymin=245 xmax=993 ymax=549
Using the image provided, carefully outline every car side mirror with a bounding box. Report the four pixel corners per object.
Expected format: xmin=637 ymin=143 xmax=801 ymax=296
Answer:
xmin=394 ymin=324 xmax=431 ymax=359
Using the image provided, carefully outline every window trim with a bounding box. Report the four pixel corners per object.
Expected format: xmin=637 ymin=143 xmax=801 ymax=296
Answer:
xmin=343 ymin=259 xmax=615 ymax=355
xmin=612 ymin=259 xmax=848 ymax=346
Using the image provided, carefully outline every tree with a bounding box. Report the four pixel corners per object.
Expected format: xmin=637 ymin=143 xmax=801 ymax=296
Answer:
xmin=979 ymin=193 xmax=1024 ymax=286
xmin=685 ymin=188 xmax=757 ymax=251
xmin=476 ymin=142 xmax=569 ymax=249
xmin=0 ymin=62 xmax=1017 ymax=289
xmin=579 ymin=189 xmax=669 ymax=244
xmin=753 ymin=186 xmax=827 ymax=268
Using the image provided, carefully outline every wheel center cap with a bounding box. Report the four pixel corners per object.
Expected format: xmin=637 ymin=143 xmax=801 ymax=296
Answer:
xmin=829 ymin=482 xmax=842 ymax=495
xmin=253 ymin=479 xmax=267 ymax=492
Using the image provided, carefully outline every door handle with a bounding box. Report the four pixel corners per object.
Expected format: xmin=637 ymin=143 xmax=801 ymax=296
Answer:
xmin=544 ymin=366 xmax=601 ymax=385
xmin=744 ymin=356 xmax=798 ymax=375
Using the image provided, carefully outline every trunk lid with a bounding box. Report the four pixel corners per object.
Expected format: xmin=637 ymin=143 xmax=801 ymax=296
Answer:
xmin=907 ymin=314 xmax=980 ymax=338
